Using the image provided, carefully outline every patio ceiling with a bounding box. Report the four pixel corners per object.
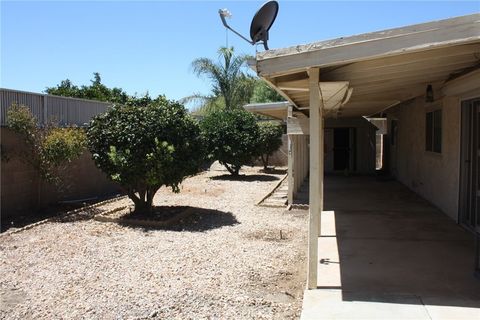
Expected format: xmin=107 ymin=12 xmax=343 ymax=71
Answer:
xmin=252 ymin=14 xmax=480 ymax=118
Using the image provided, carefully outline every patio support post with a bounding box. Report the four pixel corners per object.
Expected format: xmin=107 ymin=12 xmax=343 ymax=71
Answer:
xmin=307 ymin=67 xmax=323 ymax=290
xmin=287 ymin=106 xmax=295 ymax=205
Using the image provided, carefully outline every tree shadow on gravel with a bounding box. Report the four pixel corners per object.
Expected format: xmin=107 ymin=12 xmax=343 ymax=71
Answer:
xmin=210 ymin=174 xmax=280 ymax=182
xmin=2 ymin=203 xmax=103 ymax=232
xmin=259 ymin=168 xmax=287 ymax=175
xmin=53 ymin=206 xmax=104 ymax=223
xmin=120 ymin=206 xmax=239 ymax=232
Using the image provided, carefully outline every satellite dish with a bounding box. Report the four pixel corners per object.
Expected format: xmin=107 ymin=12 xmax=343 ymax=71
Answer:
xmin=218 ymin=1 xmax=279 ymax=51
xmin=250 ymin=1 xmax=278 ymax=50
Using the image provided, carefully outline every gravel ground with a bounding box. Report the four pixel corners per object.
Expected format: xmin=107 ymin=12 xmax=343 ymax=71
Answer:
xmin=0 ymin=165 xmax=307 ymax=319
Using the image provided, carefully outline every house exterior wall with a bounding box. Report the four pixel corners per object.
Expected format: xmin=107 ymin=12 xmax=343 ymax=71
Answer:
xmin=1 ymin=128 xmax=120 ymax=217
xmin=324 ymin=117 xmax=377 ymax=174
xmin=386 ymin=73 xmax=479 ymax=221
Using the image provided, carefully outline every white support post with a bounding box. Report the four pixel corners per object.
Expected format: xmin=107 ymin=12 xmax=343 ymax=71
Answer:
xmin=307 ymin=67 xmax=323 ymax=290
xmin=287 ymin=106 xmax=295 ymax=205
xmin=319 ymin=117 xmax=324 ymax=232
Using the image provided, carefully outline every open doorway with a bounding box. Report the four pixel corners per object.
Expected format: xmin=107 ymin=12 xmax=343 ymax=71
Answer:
xmin=334 ymin=128 xmax=350 ymax=171
xmin=325 ymin=128 xmax=356 ymax=173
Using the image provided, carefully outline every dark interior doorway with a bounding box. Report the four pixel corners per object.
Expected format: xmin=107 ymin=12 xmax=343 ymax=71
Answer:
xmin=333 ymin=128 xmax=351 ymax=171
xmin=333 ymin=128 xmax=356 ymax=171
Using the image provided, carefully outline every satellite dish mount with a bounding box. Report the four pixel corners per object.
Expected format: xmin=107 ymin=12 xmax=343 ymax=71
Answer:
xmin=219 ymin=1 xmax=279 ymax=51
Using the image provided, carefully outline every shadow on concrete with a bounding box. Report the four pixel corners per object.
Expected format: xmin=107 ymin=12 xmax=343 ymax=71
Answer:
xmin=321 ymin=175 xmax=480 ymax=308
xmin=210 ymin=174 xmax=280 ymax=182
xmin=120 ymin=206 xmax=239 ymax=232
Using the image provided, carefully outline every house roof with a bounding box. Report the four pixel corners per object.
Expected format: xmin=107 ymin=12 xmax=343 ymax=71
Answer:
xmin=251 ymin=14 xmax=480 ymax=118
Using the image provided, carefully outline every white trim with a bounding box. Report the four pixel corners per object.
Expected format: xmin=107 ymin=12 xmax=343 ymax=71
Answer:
xmin=256 ymin=14 xmax=480 ymax=77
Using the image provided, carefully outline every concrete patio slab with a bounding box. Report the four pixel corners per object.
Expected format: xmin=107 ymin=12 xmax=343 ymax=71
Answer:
xmin=302 ymin=290 xmax=431 ymax=320
xmin=301 ymin=176 xmax=480 ymax=320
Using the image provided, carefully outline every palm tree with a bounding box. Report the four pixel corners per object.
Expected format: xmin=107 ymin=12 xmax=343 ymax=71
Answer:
xmin=184 ymin=47 xmax=255 ymax=113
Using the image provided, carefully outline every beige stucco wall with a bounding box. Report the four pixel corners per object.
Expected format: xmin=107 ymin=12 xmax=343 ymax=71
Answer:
xmin=387 ymin=97 xmax=461 ymax=220
xmin=386 ymin=73 xmax=479 ymax=221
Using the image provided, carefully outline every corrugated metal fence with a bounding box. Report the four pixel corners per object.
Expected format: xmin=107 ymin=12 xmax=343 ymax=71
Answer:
xmin=0 ymin=88 xmax=112 ymax=127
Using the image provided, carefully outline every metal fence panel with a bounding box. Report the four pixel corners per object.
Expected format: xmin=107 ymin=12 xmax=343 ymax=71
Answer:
xmin=0 ymin=88 xmax=111 ymax=127
xmin=1 ymin=89 xmax=45 ymax=125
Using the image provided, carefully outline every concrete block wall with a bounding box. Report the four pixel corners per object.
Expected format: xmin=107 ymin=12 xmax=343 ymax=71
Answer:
xmin=1 ymin=128 xmax=120 ymax=217
xmin=253 ymin=134 xmax=288 ymax=167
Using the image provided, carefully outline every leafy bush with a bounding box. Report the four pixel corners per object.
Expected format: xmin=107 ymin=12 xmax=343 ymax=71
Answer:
xmin=257 ymin=121 xmax=284 ymax=170
xmin=6 ymin=103 xmax=37 ymax=145
xmin=87 ymin=97 xmax=204 ymax=212
xmin=42 ymin=128 xmax=86 ymax=166
xmin=6 ymin=103 xmax=87 ymax=184
xmin=200 ymin=109 xmax=259 ymax=175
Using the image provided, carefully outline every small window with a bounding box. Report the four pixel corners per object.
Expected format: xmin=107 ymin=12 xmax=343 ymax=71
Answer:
xmin=426 ymin=109 xmax=442 ymax=153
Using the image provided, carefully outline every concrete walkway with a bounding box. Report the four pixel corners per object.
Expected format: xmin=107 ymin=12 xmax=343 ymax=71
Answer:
xmin=301 ymin=175 xmax=480 ymax=320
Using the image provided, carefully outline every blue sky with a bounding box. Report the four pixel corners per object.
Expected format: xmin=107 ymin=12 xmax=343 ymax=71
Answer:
xmin=1 ymin=1 xmax=479 ymax=105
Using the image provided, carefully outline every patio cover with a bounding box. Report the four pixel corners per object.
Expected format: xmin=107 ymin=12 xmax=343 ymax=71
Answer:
xmin=248 ymin=13 xmax=480 ymax=290
xmin=250 ymin=14 xmax=480 ymax=119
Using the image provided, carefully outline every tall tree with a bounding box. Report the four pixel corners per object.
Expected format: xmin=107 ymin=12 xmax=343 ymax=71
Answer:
xmin=87 ymin=97 xmax=204 ymax=212
xmin=250 ymin=79 xmax=284 ymax=103
xmin=187 ymin=47 xmax=255 ymax=113
xmin=200 ymin=109 xmax=259 ymax=176
xmin=45 ymin=72 xmax=130 ymax=105
xmin=256 ymin=121 xmax=284 ymax=170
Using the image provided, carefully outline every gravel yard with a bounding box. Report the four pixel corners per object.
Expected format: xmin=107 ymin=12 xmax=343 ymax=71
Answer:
xmin=0 ymin=166 xmax=307 ymax=319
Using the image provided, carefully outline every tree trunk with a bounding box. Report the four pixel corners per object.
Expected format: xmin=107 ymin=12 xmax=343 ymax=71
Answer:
xmin=223 ymin=162 xmax=240 ymax=176
xmin=127 ymin=187 xmax=158 ymax=213
xmin=261 ymin=154 xmax=268 ymax=171
xmin=146 ymin=188 xmax=156 ymax=211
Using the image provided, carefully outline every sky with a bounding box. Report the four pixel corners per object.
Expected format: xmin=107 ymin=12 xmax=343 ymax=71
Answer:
xmin=1 ymin=1 xmax=479 ymax=106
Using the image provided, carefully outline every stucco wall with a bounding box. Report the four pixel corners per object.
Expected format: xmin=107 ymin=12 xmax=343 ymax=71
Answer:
xmin=1 ymin=128 xmax=120 ymax=217
xmin=386 ymin=71 xmax=480 ymax=221
xmin=387 ymin=97 xmax=461 ymax=220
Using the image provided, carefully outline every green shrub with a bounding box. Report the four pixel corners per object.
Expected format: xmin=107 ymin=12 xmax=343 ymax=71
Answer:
xmin=6 ymin=103 xmax=87 ymax=184
xmin=42 ymin=128 xmax=86 ymax=166
xmin=87 ymin=97 xmax=204 ymax=213
xmin=6 ymin=103 xmax=37 ymax=145
xmin=257 ymin=121 xmax=284 ymax=170
xmin=200 ymin=109 xmax=259 ymax=175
